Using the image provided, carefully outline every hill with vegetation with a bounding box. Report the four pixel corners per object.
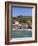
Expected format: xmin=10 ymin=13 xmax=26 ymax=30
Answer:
xmin=11 ymin=15 xmax=32 ymax=24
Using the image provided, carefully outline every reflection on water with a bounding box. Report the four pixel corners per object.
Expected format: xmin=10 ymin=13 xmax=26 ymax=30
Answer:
xmin=11 ymin=29 xmax=32 ymax=38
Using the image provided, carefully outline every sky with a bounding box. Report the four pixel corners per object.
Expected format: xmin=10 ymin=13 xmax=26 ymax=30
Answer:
xmin=11 ymin=7 xmax=32 ymax=17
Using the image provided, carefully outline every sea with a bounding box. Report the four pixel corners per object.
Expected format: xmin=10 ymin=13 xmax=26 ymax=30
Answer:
xmin=11 ymin=29 xmax=32 ymax=38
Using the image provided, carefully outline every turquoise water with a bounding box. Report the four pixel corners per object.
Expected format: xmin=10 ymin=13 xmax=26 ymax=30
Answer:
xmin=11 ymin=30 xmax=32 ymax=38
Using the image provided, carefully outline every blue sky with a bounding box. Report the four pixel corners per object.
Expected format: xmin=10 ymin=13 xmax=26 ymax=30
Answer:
xmin=11 ymin=7 xmax=32 ymax=17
